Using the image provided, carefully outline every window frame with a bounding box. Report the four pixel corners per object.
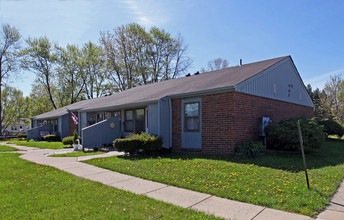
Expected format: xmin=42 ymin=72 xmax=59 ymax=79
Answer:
xmin=183 ymin=101 xmax=200 ymax=132
xmin=124 ymin=108 xmax=145 ymax=133
xmin=124 ymin=110 xmax=134 ymax=132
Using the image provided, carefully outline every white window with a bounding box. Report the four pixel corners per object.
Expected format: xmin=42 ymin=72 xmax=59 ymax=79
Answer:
xmin=184 ymin=102 xmax=200 ymax=132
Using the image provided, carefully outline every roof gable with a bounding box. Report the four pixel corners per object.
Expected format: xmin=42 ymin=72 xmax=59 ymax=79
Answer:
xmin=81 ymin=56 xmax=288 ymax=111
xmin=235 ymin=56 xmax=314 ymax=107
xmin=33 ymin=56 xmax=299 ymax=119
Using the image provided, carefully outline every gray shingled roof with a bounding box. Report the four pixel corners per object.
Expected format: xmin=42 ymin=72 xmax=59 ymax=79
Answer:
xmin=31 ymin=98 xmax=98 ymax=120
xmin=33 ymin=56 xmax=288 ymax=120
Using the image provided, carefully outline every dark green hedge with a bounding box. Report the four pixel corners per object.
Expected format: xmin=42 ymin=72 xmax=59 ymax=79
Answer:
xmin=316 ymin=119 xmax=344 ymax=137
xmin=62 ymin=136 xmax=74 ymax=145
xmin=236 ymin=141 xmax=266 ymax=158
xmin=265 ymin=117 xmax=325 ymax=151
xmin=43 ymin=134 xmax=60 ymax=142
xmin=62 ymin=136 xmax=81 ymax=145
xmin=113 ymin=133 xmax=163 ymax=154
xmin=17 ymin=134 xmax=27 ymax=138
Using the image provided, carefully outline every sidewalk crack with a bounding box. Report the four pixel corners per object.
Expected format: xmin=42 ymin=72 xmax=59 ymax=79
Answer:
xmin=143 ymin=185 xmax=169 ymax=195
xmin=251 ymin=207 xmax=266 ymax=220
xmin=330 ymin=201 xmax=344 ymax=207
xmin=188 ymin=195 xmax=213 ymax=209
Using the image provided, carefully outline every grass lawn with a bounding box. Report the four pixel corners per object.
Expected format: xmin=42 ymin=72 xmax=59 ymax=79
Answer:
xmin=49 ymin=151 xmax=104 ymax=157
xmin=0 ymin=145 xmax=18 ymax=151
xmin=85 ymin=139 xmax=344 ymax=217
xmin=0 ymin=153 xmax=218 ymax=219
xmin=7 ymin=140 xmax=65 ymax=149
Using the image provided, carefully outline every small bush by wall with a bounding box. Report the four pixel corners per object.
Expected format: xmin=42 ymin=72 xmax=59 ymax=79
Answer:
xmin=17 ymin=133 xmax=27 ymax=141
xmin=17 ymin=134 xmax=27 ymax=139
xmin=62 ymin=136 xmax=74 ymax=145
xmin=43 ymin=134 xmax=60 ymax=142
xmin=113 ymin=139 xmax=141 ymax=154
xmin=236 ymin=141 xmax=266 ymax=158
xmin=62 ymin=136 xmax=81 ymax=145
xmin=265 ymin=117 xmax=325 ymax=151
xmin=113 ymin=133 xmax=163 ymax=154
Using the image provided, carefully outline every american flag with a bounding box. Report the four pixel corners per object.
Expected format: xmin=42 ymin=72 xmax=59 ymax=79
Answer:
xmin=67 ymin=109 xmax=78 ymax=125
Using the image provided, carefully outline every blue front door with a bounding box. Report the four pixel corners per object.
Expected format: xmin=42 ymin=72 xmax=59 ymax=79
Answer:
xmin=181 ymin=98 xmax=202 ymax=149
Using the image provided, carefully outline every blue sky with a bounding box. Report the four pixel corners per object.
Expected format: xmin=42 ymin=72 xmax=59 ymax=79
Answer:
xmin=1 ymin=0 xmax=343 ymax=96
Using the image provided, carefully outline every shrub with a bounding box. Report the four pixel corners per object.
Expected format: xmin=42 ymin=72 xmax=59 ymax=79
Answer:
xmin=17 ymin=134 xmax=27 ymax=139
xmin=128 ymin=133 xmax=163 ymax=151
xmin=316 ymin=119 xmax=344 ymax=138
xmin=113 ymin=139 xmax=142 ymax=154
xmin=62 ymin=136 xmax=81 ymax=146
xmin=62 ymin=136 xmax=74 ymax=145
xmin=236 ymin=141 xmax=266 ymax=158
xmin=73 ymin=130 xmax=79 ymax=144
xmin=113 ymin=133 xmax=163 ymax=154
xmin=17 ymin=133 xmax=27 ymax=141
xmin=265 ymin=117 xmax=325 ymax=151
xmin=43 ymin=134 xmax=60 ymax=142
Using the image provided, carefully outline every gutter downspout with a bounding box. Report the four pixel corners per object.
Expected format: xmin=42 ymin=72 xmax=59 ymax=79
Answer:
xmin=78 ymin=111 xmax=81 ymax=136
xmin=169 ymin=97 xmax=172 ymax=149
xmin=158 ymin=100 xmax=161 ymax=137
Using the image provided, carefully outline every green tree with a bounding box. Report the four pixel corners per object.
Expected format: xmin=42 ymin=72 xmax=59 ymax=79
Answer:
xmin=0 ymin=24 xmax=21 ymax=135
xmin=148 ymin=30 xmax=191 ymax=81
xmin=29 ymin=83 xmax=54 ymax=116
xmin=100 ymin=23 xmax=192 ymax=91
xmin=306 ymin=84 xmax=328 ymax=119
xmin=21 ymin=37 xmax=58 ymax=109
xmin=101 ymin=23 xmax=143 ymax=91
xmin=1 ymin=87 xmax=30 ymax=134
xmin=81 ymin=42 xmax=113 ymax=99
xmin=56 ymin=44 xmax=85 ymax=105
xmin=321 ymin=75 xmax=344 ymax=122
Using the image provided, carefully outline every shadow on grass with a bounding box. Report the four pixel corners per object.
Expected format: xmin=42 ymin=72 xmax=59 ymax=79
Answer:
xmin=118 ymin=139 xmax=344 ymax=172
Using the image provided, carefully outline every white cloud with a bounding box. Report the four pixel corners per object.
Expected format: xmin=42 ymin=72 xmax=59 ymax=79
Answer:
xmin=119 ymin=0 xmax=170 ymax=27
xmin=304 ymin=68 xmax=344 ymax=89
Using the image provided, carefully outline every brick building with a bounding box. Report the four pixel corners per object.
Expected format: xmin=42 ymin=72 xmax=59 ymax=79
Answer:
xmin=29 ymin=56 xmax=313 ymax=154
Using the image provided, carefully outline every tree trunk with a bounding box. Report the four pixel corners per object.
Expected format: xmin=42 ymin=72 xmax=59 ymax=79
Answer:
xmin=45 ymin=74 xmax=57 ymax=109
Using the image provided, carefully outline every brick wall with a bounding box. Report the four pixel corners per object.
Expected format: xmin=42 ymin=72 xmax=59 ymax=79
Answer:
xmin=171 ymin=91 xmax=313 ymax=155
xmin=172 ymin=99 xmax=182 ymax=151
xmin=231 ymin=92 xmax=313 ymax=150
xmin=202 ymin=92 xmax=235 ymax=154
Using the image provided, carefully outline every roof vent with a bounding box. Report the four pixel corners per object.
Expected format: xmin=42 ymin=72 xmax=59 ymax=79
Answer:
xmin=195 ymin=71 xmax=200 ymax=75
xmin=185 ymin=73 xmax=191 ymax=77
xmin=240 ymin=59 xmax=243 ymax=66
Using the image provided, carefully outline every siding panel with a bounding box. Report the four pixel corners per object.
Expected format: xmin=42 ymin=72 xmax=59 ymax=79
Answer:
xmin=159 ymin=97 xmax=171 ymax=148
xmin=82 ymin=116 xmax=120 ymax=149
xmin=236 ymin=58 xmax=313 ymax=107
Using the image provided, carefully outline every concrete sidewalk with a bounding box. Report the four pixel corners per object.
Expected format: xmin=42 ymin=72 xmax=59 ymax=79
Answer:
xmin=3 ymin=143 xmax=344 ymax=220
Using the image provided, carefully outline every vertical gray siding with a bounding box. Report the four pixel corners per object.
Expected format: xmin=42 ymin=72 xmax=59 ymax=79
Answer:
xmin=235 ymin=57 xmax=314 ymax=107
xmin=159 ymin=97 xmax=171 ymax=148
xmin=82 ymin=116 xmax=120 ymax=149
xmin=60 ymin=114 xmax=69 ymax=138
xmin=148 ymin=103 xmax=159 ymax=135
xmin=27 ymin=123 xmax=53 ymax=140
xmin=78 ymin=112 xmax=81 ymax=136
xmin=80 ymin=112 xmax=87 ymax=134
xmin=58 ymin=117 xmax=62 ymax=137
